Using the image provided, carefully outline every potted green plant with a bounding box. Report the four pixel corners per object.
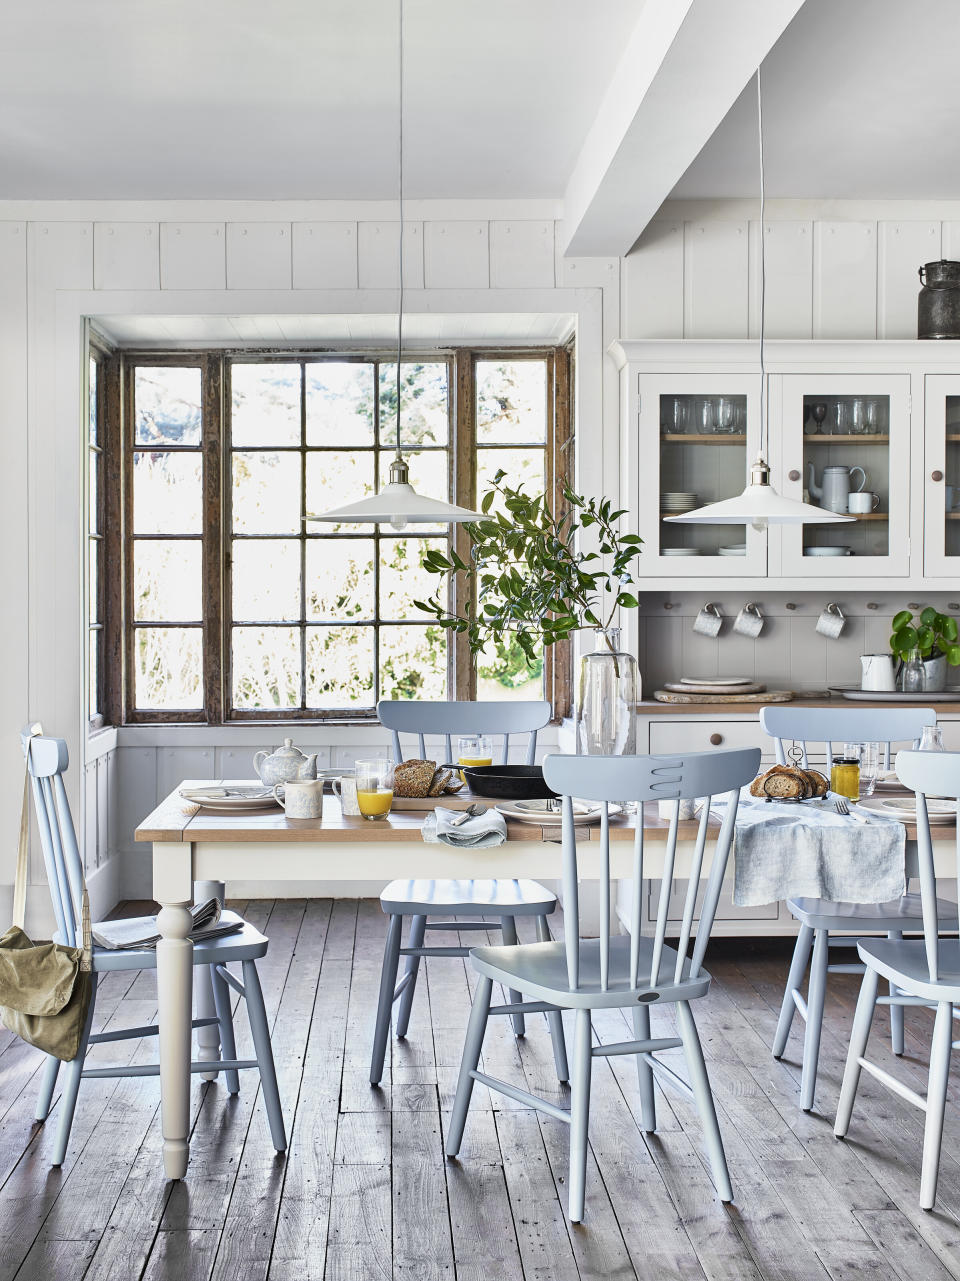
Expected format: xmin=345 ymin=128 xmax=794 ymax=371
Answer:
xmin=889 ymin=606 xmax=960 ymax=692
xmin=414 ymin=472 xmax=644 ymax=752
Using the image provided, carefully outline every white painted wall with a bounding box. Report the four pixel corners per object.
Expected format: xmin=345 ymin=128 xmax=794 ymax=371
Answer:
xmin=0 ymin=198 xmax=617 ymax=921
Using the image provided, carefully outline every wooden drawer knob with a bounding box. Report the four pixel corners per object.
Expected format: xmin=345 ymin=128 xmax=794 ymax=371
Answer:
xmin=932 ymin=470 xmax=944 ymax=482
xmin=788 ymin=469 xmax=801 ymax=482
xmin=709 ymin=733 xmax=724 ymax=746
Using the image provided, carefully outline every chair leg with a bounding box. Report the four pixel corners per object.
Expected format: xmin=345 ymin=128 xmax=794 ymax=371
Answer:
xmin=568 ymin=1008 xmax=593 ymax=1223
xmin=888 ymin=931 xmax=905 ymax=1056
xmin=35 ymin=1056 xmax=60 ymax=1123
xmin=632 ymin=1005 xmax=656 ymax=1133
xmin=535 ymin=915 xmax=568 ymax=1084
xmin=677 ymin=1000 xmax=732 ymax=1203
xmin=211 ymin=965 xmax=240 ymax=1095
xmin=195 ymin=960 xmax=221 ymax=1082
xmin=370 ymin=912 xmax=403 ymax=1086
xmin=241 ymin=960 xmax=286 ymax=1152
xmin=800 ymin=928 xmax=829 ymax=1112
xmin=499 ymin=915 xmax=525 ymax=1036
xmin=51 ymin=974 xmax=97 ymax=1167
xmin=834 ymin=966 xmax=880 ymax=1139
xmin=773 ymin=923 xmax=814 ymax=1059
xmin=395 ymin=914 xmax=426 ymax=1039
xmin=446 ymin=974 xmax=493 ymax=1159
xmin=921 ymin=1001 xmax=953 ymax=1212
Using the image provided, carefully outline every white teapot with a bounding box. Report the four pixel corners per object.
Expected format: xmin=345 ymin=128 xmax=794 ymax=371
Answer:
xmin=254 ymin=738 xmax=318 ymax=786
xmin=808 ymin=463 xmax=866 ymax=514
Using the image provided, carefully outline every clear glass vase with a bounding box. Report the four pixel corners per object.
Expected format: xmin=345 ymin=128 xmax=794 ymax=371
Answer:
xmin=900 ymin=649 xmax=925 ymax=695
xmin=574 ymin=628 xmax=639 ymax=755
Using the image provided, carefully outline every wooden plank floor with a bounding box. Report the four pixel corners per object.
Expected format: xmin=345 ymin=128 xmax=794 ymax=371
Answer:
xmin=1 ymin=900 xmax=960 ymax=1280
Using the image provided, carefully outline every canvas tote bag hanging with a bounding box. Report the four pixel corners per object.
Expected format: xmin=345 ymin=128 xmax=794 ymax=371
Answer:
xmin=0 ymin=746 xmax=92 ymax=1061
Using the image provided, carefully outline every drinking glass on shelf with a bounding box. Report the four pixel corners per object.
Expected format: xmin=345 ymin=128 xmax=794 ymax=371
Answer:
xmin=811 ymin=402 xmax=828 ymax=434
xmin=458 ymin=735 xmax=493 ymax=770
xmin=864 ymin=399 xmax=881 ymax=435
xmin=355 ymin=758 xmax=395 ymax=820
xmin=668 ymin=397 xmax=689 ymax=434
xmin=850 ymin=399 xmax=868 ymax=435
xmin=699 ymin=398 xmax=717 ymax=434
xmin=832 ymin=400 xmax=848 ymax=435
xmin=856 ymin=742 xmax=880 ymax=797
xmin=716 ymin=397 xmax=736 ymax=434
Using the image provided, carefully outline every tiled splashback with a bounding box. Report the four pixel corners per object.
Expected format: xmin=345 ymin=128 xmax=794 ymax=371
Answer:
xmin=636 ymin=592 xmax=960 ymax=695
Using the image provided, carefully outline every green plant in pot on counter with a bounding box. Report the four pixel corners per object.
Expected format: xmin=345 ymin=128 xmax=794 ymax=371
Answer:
xmin=890 ymin=606 xmax=960 ymax=692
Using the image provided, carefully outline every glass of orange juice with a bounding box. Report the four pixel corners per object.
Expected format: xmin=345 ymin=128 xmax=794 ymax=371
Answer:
xmin=355 ymin=758 xmax=395 ymax=820
xmin=458 ymin=735 xmax=493 ymax=771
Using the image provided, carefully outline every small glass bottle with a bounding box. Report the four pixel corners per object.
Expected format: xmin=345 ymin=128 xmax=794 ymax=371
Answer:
xmin=830 ymin=756 xmax=861 ymax=800
xmin=919 ymin=724 xmax=945 ymax=752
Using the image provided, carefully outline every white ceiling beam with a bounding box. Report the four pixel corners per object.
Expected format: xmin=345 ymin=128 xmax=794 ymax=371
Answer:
xmin=560 ymin=0 xmax=807 ymax=258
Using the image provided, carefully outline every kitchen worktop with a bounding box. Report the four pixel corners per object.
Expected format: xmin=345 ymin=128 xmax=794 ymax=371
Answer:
xmin=637 ymin=697 xmax=960 ymax=715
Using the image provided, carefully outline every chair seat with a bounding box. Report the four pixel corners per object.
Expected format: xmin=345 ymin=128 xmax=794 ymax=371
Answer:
xmin=379 ymin=877 xmax=556 ymax=917
xmin=787 ymin=893 xmax=960 ymax=933
xmin=84 ymin=912 xmax=269 ymax=972
xmin=469 ymin=934 xmax=711 ymax=1009
xmin=858 ymin=937 xmax=960 ymax=1002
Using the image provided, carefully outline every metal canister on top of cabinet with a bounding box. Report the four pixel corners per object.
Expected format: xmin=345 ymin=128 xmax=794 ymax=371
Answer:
xmin=919 ymin=260 xmax=960 ymax=339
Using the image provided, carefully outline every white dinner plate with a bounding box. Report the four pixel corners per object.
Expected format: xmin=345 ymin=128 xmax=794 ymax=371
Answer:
xmin=857 ymin=796 xmax=957 ymax=824
xmin=180 ymin=786 xmax=280 ymax=812
xmin=495 ymin=799 xmax=622 ymax=826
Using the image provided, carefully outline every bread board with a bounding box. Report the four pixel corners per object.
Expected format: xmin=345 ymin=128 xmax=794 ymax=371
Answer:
xmin=663 ymin=681 xmax=766 ymax=695
xmin=653 ymin=689 xmax=794 ymax=705
xmin=390 ymin=789 xmax=480 ymax=811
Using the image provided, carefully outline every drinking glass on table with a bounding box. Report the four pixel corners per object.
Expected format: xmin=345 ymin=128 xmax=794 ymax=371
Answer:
xmin=856 ymin=742 xmax=880 ymax=797
xmin=458 ymin=735 xmax=493 ymax=769
xmin=355 ymin=758 xmax=395 ymax=820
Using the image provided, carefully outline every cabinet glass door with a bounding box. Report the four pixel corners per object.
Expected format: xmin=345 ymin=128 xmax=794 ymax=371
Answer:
xmin=635 ymin=373 xmax=765 ymax=576
xmin=923 ymin=375 xmax=960 ymax=577
xmin=774 ymin=374 xmax=910 ymax=577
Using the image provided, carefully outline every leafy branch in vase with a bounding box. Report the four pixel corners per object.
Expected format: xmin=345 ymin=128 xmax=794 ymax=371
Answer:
xmin=413 ymin=472 xmax=643 ymax=666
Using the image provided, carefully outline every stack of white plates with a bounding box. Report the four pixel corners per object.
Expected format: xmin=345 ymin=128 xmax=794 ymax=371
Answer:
xmin=661 ymin=547 xmax=700 ymax=557
xmin=662 ymin=492 xmax=698 ymax=514
xmin=718 ymin=544 xmax=747 ymax=557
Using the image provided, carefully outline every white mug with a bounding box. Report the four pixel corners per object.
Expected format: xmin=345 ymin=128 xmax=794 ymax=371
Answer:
xmin=332 ymin=776 xmax=361 ymax=816
xmin=847 ymin=491 xmax=880 ymax=514
xmin=274 ymin=779 xmax=323 ymax=819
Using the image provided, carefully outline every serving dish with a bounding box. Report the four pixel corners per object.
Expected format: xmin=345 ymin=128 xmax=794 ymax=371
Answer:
xmin=459 ymin=764 xmax=557 ymax=800
xmin=857 ymin=796 xmax=957 ymax=824
xmin=830 ymin=685 xmax=960 ymax=703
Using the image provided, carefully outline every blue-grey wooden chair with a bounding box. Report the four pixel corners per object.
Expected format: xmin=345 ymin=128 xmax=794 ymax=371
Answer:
xmin=445 ymin=746 xmax=761 ymax=1222
xmin=760 ymin=705 xmax=958 ymax=1113
xmin=21 ymin=731 xmax=286 ymax=1167
xmin=835 ymin=748 xmax=960 ymax=1211
xmin=372 ymin=700 xmax=567 ymax=1086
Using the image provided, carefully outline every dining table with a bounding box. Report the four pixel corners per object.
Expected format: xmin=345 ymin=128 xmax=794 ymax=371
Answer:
xmin=136 ymin=780 xmax=956 ymax=1179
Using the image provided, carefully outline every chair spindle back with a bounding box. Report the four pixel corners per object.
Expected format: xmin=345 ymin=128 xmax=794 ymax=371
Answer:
xmin=760 ymin=706 xmax=935 ymax=771
xmin=19 ymin=731 xmax=85 ymax=948
xmin=377 ymin=699 xmax=551 ymax=766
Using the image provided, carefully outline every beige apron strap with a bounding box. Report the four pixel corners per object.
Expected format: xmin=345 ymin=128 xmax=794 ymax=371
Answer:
xmin=12 ymin=767 xmax=30 ymax=932
xmin=79 ymin=888 xmax=92 ymax=971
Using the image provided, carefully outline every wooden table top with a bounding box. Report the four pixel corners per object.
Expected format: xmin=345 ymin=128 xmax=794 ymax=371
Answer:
xmin=135 ymin=781 xmax=700 ymax=845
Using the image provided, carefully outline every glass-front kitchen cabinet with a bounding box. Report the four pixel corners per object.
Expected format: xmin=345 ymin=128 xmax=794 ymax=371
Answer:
xmin=923 ymin=375 xmax=960 ymax=577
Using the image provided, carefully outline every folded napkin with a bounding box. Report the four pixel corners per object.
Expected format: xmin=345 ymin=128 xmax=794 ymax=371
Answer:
xmin=422 ymin=806 xmax=507 ymax=847
xmin=716 ymin=789 xmax=906 ymax=908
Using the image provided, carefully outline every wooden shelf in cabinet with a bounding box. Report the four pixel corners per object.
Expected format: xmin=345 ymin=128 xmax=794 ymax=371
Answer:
xmin=946 ymin=433 xmax=960 ymax=442
xmin=803 ymin=434 xmax=889 ymax=444
xmin=660 ymin=433 xmax=746 ymax=445
xmin=945 ymin=512 xmax=960 ymax=520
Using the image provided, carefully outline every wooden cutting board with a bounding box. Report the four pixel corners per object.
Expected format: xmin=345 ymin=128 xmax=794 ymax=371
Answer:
xmin=663 ymin=681 xmax=766 ymax=695
xmin=391 ymin=789 xmax=480 ymax=811
xmin=653 ymin=689 xmax=794 ymax=704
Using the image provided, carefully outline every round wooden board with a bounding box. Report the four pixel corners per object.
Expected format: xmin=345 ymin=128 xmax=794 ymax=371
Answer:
xmin=663 ymin=681 xmax=766 ymax=695
xmin=653 ymin=689 xmax=794 ymax=704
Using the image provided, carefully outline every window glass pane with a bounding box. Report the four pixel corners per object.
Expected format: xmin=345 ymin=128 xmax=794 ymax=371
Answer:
xmin=305 ymin=539 xmax=374 ymax=621
xmin=305 ymin=626 xmax=374 ymax=708
xmin=232 ymin=452 xmax=301 ymax=534
xmin=89 ymin=357 xmax=98 ymax=445
xmin=133 ymin=452 xmax=203 ymax=534
xmin=306 ymin=362 xmax=375 ymax=447
xmin=477 ymin=447 xmax=545 ymax=507
xmin=379 ymin=362 xmax=449 ymax=447
xmin=135 ymin=367 xmax=202 ymax=446
xmin=379 ymin=625 xmax=447 ymax=701
xmin=89 ymin=541 xmax=99 ymax=625
xmin=89 ymin=450 xmax=98 ymax=534
xmin=476 ymin=635 xmax=544 ymax=702
xmin=134 ymin=627 xmax=203 ymax=708
xmin=375 ymin=449 xmax=448 ymax=534
xmin=89 ymin=633 xmax=99 ymax=719
xmin=231 ymin=363 xmax=301 ymax=448
xmin=305 ymin=451 xmax=375 ymax=533
xmin=232 ymin=539 xmax=301 ymax=622
xmin=232 ymin=626 xmax=301 ymax=709
xmin=476 ymin=360 xmax=547 ymax=444
xmin=379 ymin=537 xmax=446 ymax=620
xmin=133 ymin=540 xmax=202 ymax=622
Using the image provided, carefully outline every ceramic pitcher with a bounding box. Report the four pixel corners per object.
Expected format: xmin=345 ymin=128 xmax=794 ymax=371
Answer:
xmin=860 ymin=654 xmax=896 ymax=692
xmin=808 ymin=463 xmax=866 ymax=514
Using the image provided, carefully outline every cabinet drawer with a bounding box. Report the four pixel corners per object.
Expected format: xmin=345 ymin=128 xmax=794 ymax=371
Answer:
xmin=649 ymin=719 xmax=772 ymax=758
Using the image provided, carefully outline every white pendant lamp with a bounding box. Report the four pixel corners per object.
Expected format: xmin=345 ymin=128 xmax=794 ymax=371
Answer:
xmin=307 ymin=0 xmax=482 ymax=532
xmin=665 ymin=68 xmax=853 ymax=533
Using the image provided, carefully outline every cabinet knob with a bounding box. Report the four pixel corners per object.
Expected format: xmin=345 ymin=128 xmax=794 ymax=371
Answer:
xmin=932 ymin=470 xmax=944 ymax=482
xmin=709 ymin=733 xmax=723 ymax=746
xmin=788 ymin=469 xmax=801 ymax=482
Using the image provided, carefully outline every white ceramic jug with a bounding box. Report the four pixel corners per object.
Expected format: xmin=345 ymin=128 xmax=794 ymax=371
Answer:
xmin=808 ymin=463 xmax=867 ymax=514
xmin=860 ymin=653 xmax=896 ymax=692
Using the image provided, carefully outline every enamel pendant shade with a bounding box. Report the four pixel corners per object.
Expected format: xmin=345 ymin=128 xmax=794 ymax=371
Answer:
xmin=664 ymin=458 xmax=855 ymax=530
xmin=307 ymin=459 xmax=482 ymax=528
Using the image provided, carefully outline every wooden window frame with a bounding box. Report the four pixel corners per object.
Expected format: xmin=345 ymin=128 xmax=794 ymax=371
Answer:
xmin=108 ymin=345 xmax=573 ymax=725
xmin=87 ymin=337 xmax=110 ymax=730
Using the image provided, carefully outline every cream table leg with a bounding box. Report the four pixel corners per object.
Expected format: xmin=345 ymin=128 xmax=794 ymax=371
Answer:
xmin=154 ymin=841 xmax=196 ymax=1180
xmin=194 ymin=880 xmax=225 ymax=1080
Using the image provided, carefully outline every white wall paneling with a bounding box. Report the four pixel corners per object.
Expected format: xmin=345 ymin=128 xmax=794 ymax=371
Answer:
xmin=489 ymin=220 xmax=555 ymax=289
xmin=423 ymin=220 xmax=489 ymax=289
xmin=292 ymin=221 xmax=358 ymax=289
xmin=878 ymin=221 xmax=940 ymax=338
xmin=225 ymin=222 xmax=293 ymax=289
xmin=682 ymin=221 xmax=749 ymax=338
xmin=622 ymin=220 xmax=683 ymax=338
xmin=357 ymin=221 xmax=423 ymax=290
xmin=159 ymin=222 xmax=226 ymax=290
xmin=748 ymin=220 xmax=813 ymax=339
xmin=94 ymin=222 xmax=159 ymax=291
xmin=813 ymin=221 xmax=877 ymax=338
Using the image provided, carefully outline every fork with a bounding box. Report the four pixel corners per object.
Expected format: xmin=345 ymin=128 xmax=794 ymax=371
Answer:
xmin=833 ymin=795 xmax=870 ymax=823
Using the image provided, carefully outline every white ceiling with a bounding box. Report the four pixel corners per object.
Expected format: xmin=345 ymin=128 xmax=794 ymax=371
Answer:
xmin=2 ymin=0 xmax=640 ymax=200
xmin=672 ymin=0 xmax=960 ymax=200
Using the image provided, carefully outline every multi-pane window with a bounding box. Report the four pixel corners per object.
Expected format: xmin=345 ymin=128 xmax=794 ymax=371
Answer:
xmin=113 ymin=349 xmax=571 ymax=723
xmin=87 ymin=351 xmax=105 ymax=725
